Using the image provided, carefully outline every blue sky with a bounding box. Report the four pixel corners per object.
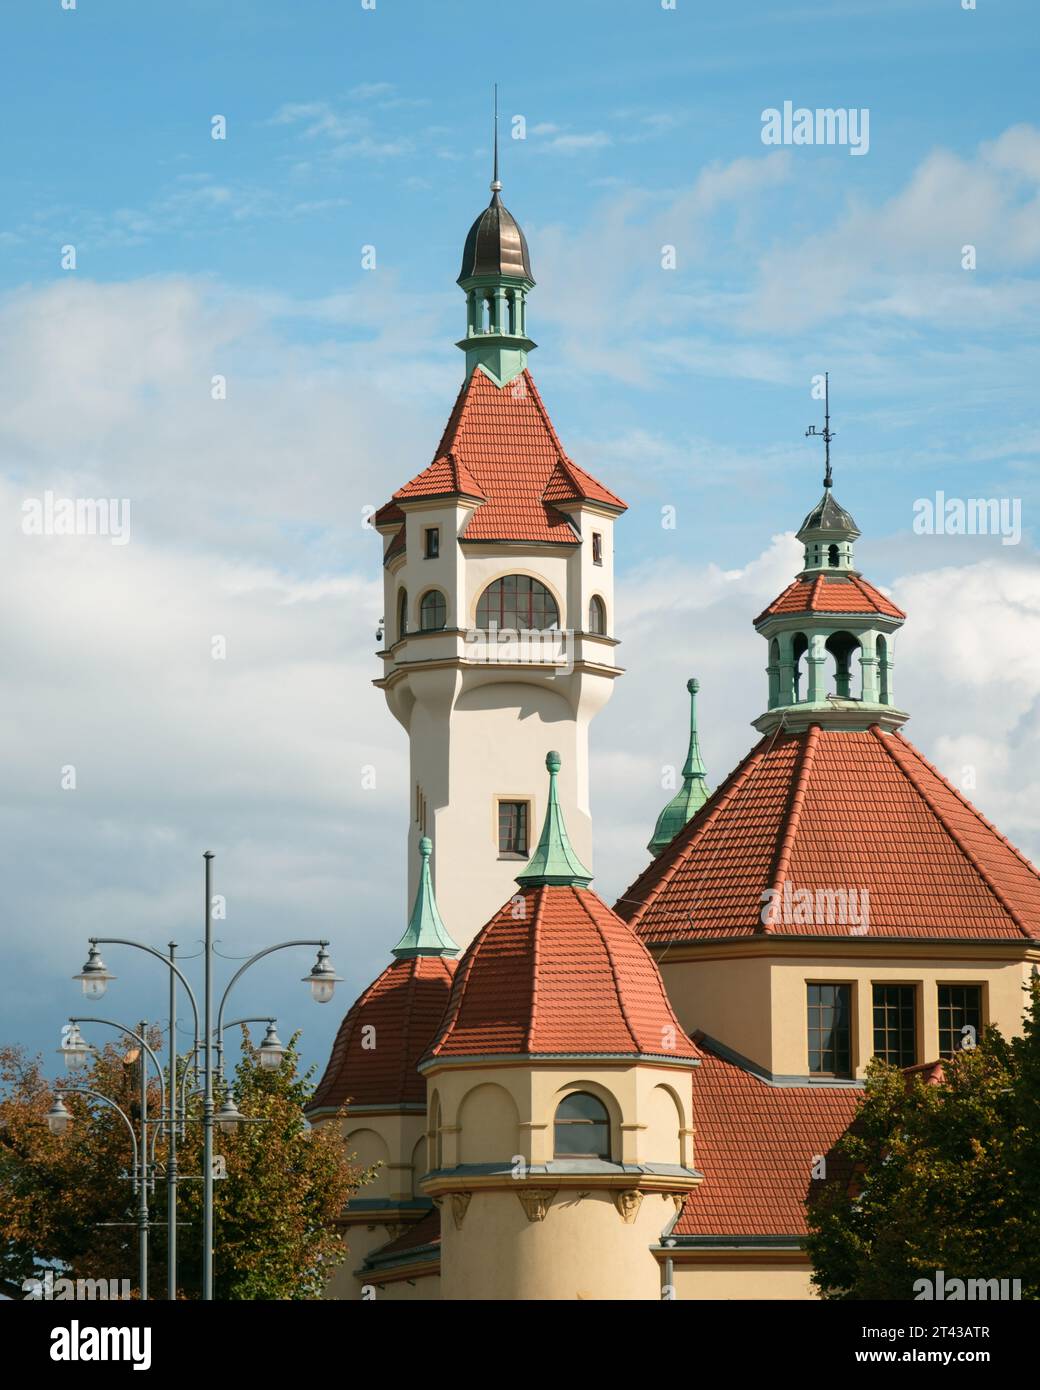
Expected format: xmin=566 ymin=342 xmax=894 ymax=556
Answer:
xmin=2 ymin=0 xmax=1039 ymax=1080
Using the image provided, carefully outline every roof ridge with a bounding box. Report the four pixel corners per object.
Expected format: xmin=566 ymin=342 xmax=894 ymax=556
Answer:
xmin=617 ymin=735 xmax=774 ymax=928
xmin=764 ymin=725 xmax=821 ymax=934
xmin=868 ymin=726 xmax=1034 ymax=939
xmin=395 ymin=957 xmax=422 ymax=1097
xmin=520 ymin=370 xmax=569 ymax=457
xmin=571 ymin=886 xmax=642 ymax=1052
xmin=523 ymin=885 xmax=547 ymax=1053
xmin=427 ymin=909 xmax=489 ymax=1056
xmin=431 ymin=374 xmax=474 ymax=460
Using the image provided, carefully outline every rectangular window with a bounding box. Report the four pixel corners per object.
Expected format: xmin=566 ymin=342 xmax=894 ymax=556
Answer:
xmin=592 ymin=532 xmax=603 ymax=565
xmin=498 ymin=800 xmax=529 ymax=857
xmin=873 ymin=984 xmax=917 ymax=1066
xmin=424 ymin=527 xmax=440 ymax=559
xmin=807 ymin=983 xmax=852 ymax=1078
xmin=938 ymin=984 xmax=982 ymax=1058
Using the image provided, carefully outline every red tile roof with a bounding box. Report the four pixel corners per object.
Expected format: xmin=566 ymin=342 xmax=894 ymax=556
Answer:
xmin=616 ymin=726 xmax=1040 ymax=942
xmin=307 ymin=955 xmax=456 ymax=1111
xmin=675 ymin=1038 xmax=862 ymax=1239
xmin=755 ymin=574 xmax=905 ymax=625
xmin=380 ymin=369 xmax=626 ymax=546
xmin=425 ymin=883 xmax=698 ymax=1061
xmin=368 ymin=1207 xmax=441 ymax=1260
xmin=383 ymin=525 xmax=406 ymax=563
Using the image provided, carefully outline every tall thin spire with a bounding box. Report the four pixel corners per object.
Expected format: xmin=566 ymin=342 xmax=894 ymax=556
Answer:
xmin=648 ymin=679 xmax=712 ymax=857
xmin=392 ymin=837 xmax=460 ymax=958
xmin=806 ymin=371 xmax=835 ymax=490
xmin=516 ymin=752 xmax=592 ymax=889
xmin=491 ymin=83 xmax=500 ymax=193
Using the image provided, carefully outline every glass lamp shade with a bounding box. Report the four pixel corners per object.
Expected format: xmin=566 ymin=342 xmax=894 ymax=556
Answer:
xmin=302 ymin=947 xmax=341 ymax=1005
xmin=73 ymin=945 xmax=114 ymax=1001
xmin=47 ymin=1097 xmax=73 ymax=1136
xmin=216 ymin=1097 xmax=244 ymax=1135
xmin=60 ymin=1024 xmax=92 ymax=1071
xmin=258 ymin=1024 xmax=285 ymax=1070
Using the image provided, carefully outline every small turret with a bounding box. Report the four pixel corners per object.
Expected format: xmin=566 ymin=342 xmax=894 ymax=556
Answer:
xmin=648 ymin=679 xmax=712 ymax=856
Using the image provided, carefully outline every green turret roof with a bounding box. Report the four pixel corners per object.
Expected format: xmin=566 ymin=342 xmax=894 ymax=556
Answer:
xmin=515 ymin=751 xmax=593 ymax=889
xmin=392 ymin=837 xmax=460 ymax=958
xmin=648 ymin=679 xmax=712 ymax=857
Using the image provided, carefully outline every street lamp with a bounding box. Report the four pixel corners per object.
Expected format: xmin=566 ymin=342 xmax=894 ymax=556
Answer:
xmin=215 ymin=1095 xmax=245 ymax=1135
xmin=46 ymin=1095 xmax=73 ymax=1136
xmin=59 ymin=1022 xmax=92 ymax=1071
xmin=303 ymin=946 xmax=342 ymax=1004
xmin=73 ymin=944 xmax=115 ymax=1001
xmin=258 ymin=1023 xmax=286 ymax=1071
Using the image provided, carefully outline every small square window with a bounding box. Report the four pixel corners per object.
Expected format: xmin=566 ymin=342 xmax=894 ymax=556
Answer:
xmin=424 ymin=528 xmax=440 ymax=559
xmin=498 ymin=800 xmax=529 ymax=857
xmin=592 ymin=532 xmax=603 ymax=565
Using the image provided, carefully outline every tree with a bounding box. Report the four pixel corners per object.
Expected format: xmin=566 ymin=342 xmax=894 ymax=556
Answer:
xmin=806 ymin=981 xmax=1040 ymax=1300
xmin=0 ymin=1031 xmax=371 ymax=1300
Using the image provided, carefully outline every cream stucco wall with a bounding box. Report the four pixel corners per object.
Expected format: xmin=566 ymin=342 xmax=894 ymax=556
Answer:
xmin=670 ymin=1257 xmax=817 ymax=1300
xmin=660 ymin=945 xmax=1036 ymax=1078
xmin=376 ymin=504 xmax=621 ymax=946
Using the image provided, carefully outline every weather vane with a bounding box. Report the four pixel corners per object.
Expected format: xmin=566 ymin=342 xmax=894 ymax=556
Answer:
xmin=806 ymin=371 xmax=835 ymax=489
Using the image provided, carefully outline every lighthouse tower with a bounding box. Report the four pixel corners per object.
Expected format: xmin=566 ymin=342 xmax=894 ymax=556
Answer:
xmin=373 ymin=138 xmax=626 ymax=945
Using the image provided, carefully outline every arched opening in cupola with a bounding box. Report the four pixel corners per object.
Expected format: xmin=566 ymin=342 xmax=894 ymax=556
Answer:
xmin=826 ymin=630 xmax=862 ymax=699
xmin=791 ymin=632 xmax=809 ymax=701
xmin=877 ymin=633 xmax=890 ymax=703
xmin=828 ymin=543 xmax=840 ymax=567
xmin=553 ymin=1092 xmax=611 ymax=1161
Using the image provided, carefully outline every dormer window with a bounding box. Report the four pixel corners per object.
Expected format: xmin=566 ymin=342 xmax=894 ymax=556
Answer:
xmin=425 ymin=527 xmax=440 ymax=559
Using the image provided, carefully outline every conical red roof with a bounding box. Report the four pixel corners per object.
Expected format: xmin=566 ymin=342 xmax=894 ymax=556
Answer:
xmin=376 ymin=369 xmax=625 ymax=545
xmin=755 ymin=573 xmax=905 ymax=625
xmin=616 ymin=725 xmax=1040 ymax=943
xmin=308 ymin=955 xmax=456 ymax=1111
xmin=424 ymin=883 xmax=697 ymax=1061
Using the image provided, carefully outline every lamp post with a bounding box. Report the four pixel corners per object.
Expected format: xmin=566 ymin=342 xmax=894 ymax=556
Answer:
xmin=71 ymin=849 xmax=341 ymax=1301
xmin=59 ymin=1016 xmax=167 ymax=1301
xmin=47 ymin=1086 xmax=148 ymax=1294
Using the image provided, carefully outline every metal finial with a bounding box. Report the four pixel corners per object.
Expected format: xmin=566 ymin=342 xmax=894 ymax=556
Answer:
xmin=491 ymin=84 xmax=501 ymax=193
xmin=806 ymin=371 xmax=835 ymax=489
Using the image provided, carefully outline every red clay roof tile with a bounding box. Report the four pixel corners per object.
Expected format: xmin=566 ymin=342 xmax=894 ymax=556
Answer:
xmin=616 ymin=726 xmax=1040 ymax=942
xmin=381 ymin=369 xmax=625 ymax=546
xmin=755 ymin=574 xmax=905 ymax=625
xmin=426 ymin=883 xmax=697 ymax=1060
xmin=307 ymin=955 xmax=456 ymax=1111
xmin=676 ymin=1039 xmax=862 ymax=1238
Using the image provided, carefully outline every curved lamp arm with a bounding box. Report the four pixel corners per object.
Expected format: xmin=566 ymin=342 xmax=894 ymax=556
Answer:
xmin=216 ymin=940 xmax=327 ymax=1047
xmin=71 ymin=1017 xmax=166 ymax=1124
xmin=56 ymin=1086 xmax=140 ymax=1187
xmin=90 ymin=937 xmax=201 ymax=1047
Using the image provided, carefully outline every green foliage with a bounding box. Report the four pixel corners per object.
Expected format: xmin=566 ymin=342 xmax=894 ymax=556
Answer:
xmin=807 ymin=981 xmax=1040 ymax=1299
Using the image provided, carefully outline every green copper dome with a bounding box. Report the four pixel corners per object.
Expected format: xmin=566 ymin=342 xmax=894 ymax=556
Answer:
xmin=515 ymin=752 xmax=592 ymax=889
xmin=392 ymin=837 xmax=460 ymax=958
xmin=648 ymin=679 xmax=712 ymax=857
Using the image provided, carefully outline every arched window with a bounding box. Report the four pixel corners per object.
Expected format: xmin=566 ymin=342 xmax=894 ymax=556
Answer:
xmin=825 ymin=630 xmax=862 ymax=699
xmin=588 ymin=595 xmax=606 ymax=635
xmin=828 ymin=543 xmax=840 ymax=567
xmin=554 ymin=1092 xmax=611 ymax=1160
xmin=397 ymin=589 xmax=408 ymax=641
xmin=476 ymin=576 xmax=560 ymax=631
xmin=420 ymin=589 xmax=447 ymax=631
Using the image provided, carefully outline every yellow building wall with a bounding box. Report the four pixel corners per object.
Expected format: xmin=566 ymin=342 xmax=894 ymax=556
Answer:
xmin=671 ymin=1259 xmax=816 ymax=1300
xmin=660 ymin=948 xmax=1035 ymax=1079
